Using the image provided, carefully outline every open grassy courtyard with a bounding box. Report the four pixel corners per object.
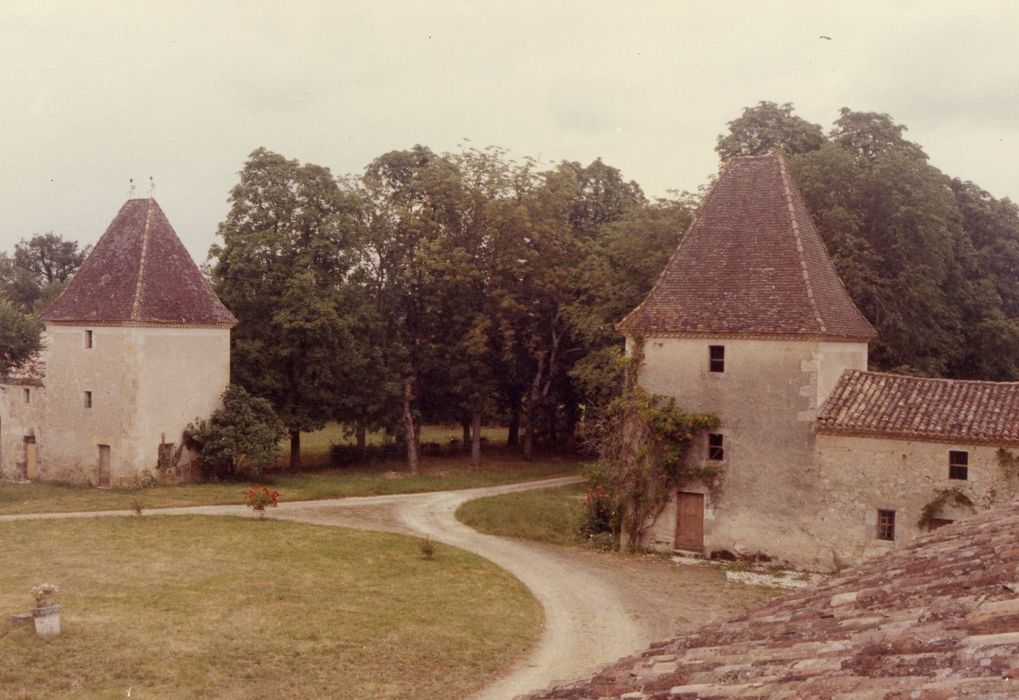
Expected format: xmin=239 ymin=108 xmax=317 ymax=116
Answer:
xmin=0 ymin=515 xmax=541 ymax=699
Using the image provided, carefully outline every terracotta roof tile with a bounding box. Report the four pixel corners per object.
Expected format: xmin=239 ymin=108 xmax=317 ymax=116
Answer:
xmin=817 ymin=369 xmax=1019 ymax=445
xmin=531 ymin=499 xmax=1019 ymax=698
xmin=619 ymin=153 xmax=876 ymax=341
xmin=42 ymin=199 xmax=237 ymax=327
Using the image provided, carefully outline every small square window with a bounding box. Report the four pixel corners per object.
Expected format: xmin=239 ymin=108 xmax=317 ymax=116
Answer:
xmin=707 ymin=433 xmax=724 ymax=460
xmin=22 ymin=388 xmax=30 ymax=403
xmin=949 ymin=450 xmax=968 ymax=480
xmin=84 ymin=391 xmax=93 ymax=409
xmin=877 ymin=509 xmax=896 ymax=541
xmin=709 ymin=345 xmax=725 ymax=373
xmin=85 ymin=330 xmax=93 ymax=349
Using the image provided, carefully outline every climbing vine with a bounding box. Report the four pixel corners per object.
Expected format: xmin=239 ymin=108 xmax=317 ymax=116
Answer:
xmin=996 ymin=448 xmax=1019 ymax=484
xmin=584 ymin=339 xmax=719 ymax=551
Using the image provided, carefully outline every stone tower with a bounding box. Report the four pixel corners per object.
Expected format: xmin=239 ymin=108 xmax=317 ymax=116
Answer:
xmin=39 ymin=198 xmax=237 ymax=486
xmin=618 ymin=153 xmax=876 ymax=565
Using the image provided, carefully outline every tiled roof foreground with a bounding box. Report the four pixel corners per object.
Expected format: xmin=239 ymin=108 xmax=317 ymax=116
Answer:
xmin=817 ymin=369 xmax=1019 ymax=446
xmin=531 ymin=500 xmax=1019 ymax=699
xmin=42 ymin=199 xmax=237 ymax=326
xmin=618 ymin=153 xmax=875 ymax=341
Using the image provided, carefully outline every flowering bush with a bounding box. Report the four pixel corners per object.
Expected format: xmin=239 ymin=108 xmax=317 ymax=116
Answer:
xmin=243 ymin=486 xmax=280 ymax=518
xmin=31 ymin=582 xmax=58 ymax=607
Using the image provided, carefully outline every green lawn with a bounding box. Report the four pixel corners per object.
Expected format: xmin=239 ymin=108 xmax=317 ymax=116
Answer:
xmin=0 ymin=516 xmax=541 ymax=699
xmin=298 ymin=422 xmax=510 ymax=459
xmin=456 ymin=483 xmax=589 ymax=546
xmin=0 ymin=456 xmax=582 ymax=515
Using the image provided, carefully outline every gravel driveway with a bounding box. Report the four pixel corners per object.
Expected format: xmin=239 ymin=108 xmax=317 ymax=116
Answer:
xmin=0 ymin=476 xmax=769 ymax=698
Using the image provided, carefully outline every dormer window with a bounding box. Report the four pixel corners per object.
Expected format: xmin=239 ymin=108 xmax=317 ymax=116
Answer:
xmin=85 ymin=330 xmax=93 ymax=349
xmin=709 ymin=345 xmax=725 ymax=373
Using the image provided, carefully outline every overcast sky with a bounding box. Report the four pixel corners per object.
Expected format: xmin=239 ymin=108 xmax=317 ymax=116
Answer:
xmin=2 ymin=1 xmax=1018 ymax=260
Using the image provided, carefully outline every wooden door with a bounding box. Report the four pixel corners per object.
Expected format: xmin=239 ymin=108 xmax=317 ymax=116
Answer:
xmin=97 ymin=444 xmax=111 ymax=488
xmin=24 ymin=436 xmax=37 ymax=480
xmin=675 ymin=491 xmax=705 ymax=551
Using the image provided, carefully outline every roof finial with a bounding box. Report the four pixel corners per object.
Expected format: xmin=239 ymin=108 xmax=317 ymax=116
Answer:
xmin=128 ymin=178 xmax=135 ymax=198
xmin=148 ymin=176 xmax=155 ymax=198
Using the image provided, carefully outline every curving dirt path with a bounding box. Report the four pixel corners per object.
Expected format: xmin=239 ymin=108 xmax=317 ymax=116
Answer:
xmin=0 ymin=477 xmax=769 ymax=698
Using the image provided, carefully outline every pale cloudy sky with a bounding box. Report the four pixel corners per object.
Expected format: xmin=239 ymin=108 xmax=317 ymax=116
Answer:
xmin=1 ymin=1 xmax=1018 ymax=260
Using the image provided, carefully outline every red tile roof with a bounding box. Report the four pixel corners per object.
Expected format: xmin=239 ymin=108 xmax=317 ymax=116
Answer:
xmin=531 ymin=499 xmax=1019 ymax=699
xmin=619 ymin=153 xmax=876 ymax=341
xmin=817 ymin=369 xmax=1019 ymax=445
xmin=42 ymin=199 xmax=236 ymax=327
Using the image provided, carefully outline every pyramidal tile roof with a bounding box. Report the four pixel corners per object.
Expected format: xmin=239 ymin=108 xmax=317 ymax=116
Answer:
xmin=42 ymin=198 xmax=237 ymax=327
xmin=817 ymin=369 xmax=1019 ymax=445
xmin=531 ymin=498 xmax=1019 ymax=699
xmin=619 ymin=153 xmax=876 ymax=341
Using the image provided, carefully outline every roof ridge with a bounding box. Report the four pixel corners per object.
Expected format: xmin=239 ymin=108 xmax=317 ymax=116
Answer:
xmin=853 ymin=368 xmax=1019 ymax=388
xmin=130 ymin=198 xmax=155 ymax=322
xmin=776 ymin=153 xmax=826 ymax=334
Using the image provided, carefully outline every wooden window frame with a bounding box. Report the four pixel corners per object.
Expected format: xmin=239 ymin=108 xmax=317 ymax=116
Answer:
xmin=709 ymin=345 xmax=725 ymax=373
xmin=707 ymin=433 xmax=724 ymax=461
xmin=948 ymin=450 xmax=968 ymax=480
xmin=877 ymin=509 xmax=896 ymax=541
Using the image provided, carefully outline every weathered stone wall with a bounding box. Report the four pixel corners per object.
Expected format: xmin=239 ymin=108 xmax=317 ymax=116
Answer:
xmin=636 ymin=336 xmax=868 ymax=570
xmin=40 ymin=324 xmax=229 ymax=486
xmin=135 ymin=326 xmax=230 ymax=479
xmin=42 ymin=325 xmax=142 ymax=485
xmin=815 ymin=434 xmax=1018 ymax=566
xmin=0 ymin=381 xmax=45 ymax=481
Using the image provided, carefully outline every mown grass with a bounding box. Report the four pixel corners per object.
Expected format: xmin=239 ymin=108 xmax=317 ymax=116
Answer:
xmin=298 ymin=422 xmax=510 ymax=459
xmin=0 ymin=456 xmax=582 ymax=515
xmin=456 ymin=483 xmax=588 ymax=546
xmin=0 ymin=516 xmax=541 ymax=699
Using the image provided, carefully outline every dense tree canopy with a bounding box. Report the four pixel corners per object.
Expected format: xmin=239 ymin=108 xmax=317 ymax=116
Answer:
xmin=718 ymin=102 xmax=1019 ymax=379
xmin=202 ymin=103 xmax=1019 ymax=471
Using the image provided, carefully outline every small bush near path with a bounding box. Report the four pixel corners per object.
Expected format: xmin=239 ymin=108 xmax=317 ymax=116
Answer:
xmin=0 ymin=516 xmax=541 ymax=699
xmin=456 ymin=484 xmax=588 ymax=547
xmin=0 ymin=457 xmax=581 ymax=516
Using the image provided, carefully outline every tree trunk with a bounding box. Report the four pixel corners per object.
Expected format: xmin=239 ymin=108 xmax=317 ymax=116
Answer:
xmin=402 ymin=378 xmax=420 ymax=473
xmin=563 ymin=401 xmax=579 ymax=449
xmin=523 ymin=352 xmax=546 ymax=461
xmin=547 ymin=405 xmax=557 ymax=447
xmin=356 ymin=422 xmax=367 ymax=462
xmin=461 ymin=419 xmax=471 ymax=452
xmin=507 ymin=398 xmax=520 ymax=447
xmin=471 ymin=407 xmax=482 ymax=467
xmin=289 ymin=430 xmax=301 ymax=471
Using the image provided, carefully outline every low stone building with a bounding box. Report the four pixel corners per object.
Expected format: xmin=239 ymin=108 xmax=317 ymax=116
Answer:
xmin=619 ymin=153 xmax=1019 ymax=570
xmin=0 ymin=198 xmax=237 ymax=486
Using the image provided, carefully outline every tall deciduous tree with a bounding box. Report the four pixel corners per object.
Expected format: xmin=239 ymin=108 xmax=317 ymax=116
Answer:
xmin=211 ymin=148 xmax=359 ymax=469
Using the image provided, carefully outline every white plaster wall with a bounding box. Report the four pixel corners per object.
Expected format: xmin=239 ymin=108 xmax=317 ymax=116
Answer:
xmin=41 ymin=324 xmax=229 ymax=486
xmin=815 ymin=435 xmax=1017 ymax=566
xmin=42 ymin=325 xmax=142 ymax=485
xmin=135 ymin=327 xmax=230 ymax=470
xmin=637 ymin=336 xmax=868 ymax=570
xmin=0 ymin=382 xmax=45 ymax=481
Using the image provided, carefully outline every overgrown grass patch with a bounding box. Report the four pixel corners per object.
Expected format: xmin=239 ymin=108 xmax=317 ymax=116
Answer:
xmin=0 ymin=516 xmax=541 ymax=699
xmin=456 ymin=483 xmax=588 ymax=546
xmin=0 ymin=456 xmax=582 ymax=515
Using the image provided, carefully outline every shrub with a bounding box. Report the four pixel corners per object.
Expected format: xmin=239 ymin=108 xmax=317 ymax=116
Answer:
xmin=418 ymin=537 xmax=436 ymax=560
xmin=184 ymin=385 xmax=286 ymax=479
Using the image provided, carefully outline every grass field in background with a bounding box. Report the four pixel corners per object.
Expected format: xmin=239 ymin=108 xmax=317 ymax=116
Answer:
xmin=456 ymin=483 xmax=589 ymax=546
xmin=0 ymin=516 xmax=541 ymax=699
xmin=0 ymin=456 xmax=583 ymax=515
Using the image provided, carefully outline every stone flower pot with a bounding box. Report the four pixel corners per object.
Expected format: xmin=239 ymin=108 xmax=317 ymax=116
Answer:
xmin=31 ymin=604 xmax=62 ymax=637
